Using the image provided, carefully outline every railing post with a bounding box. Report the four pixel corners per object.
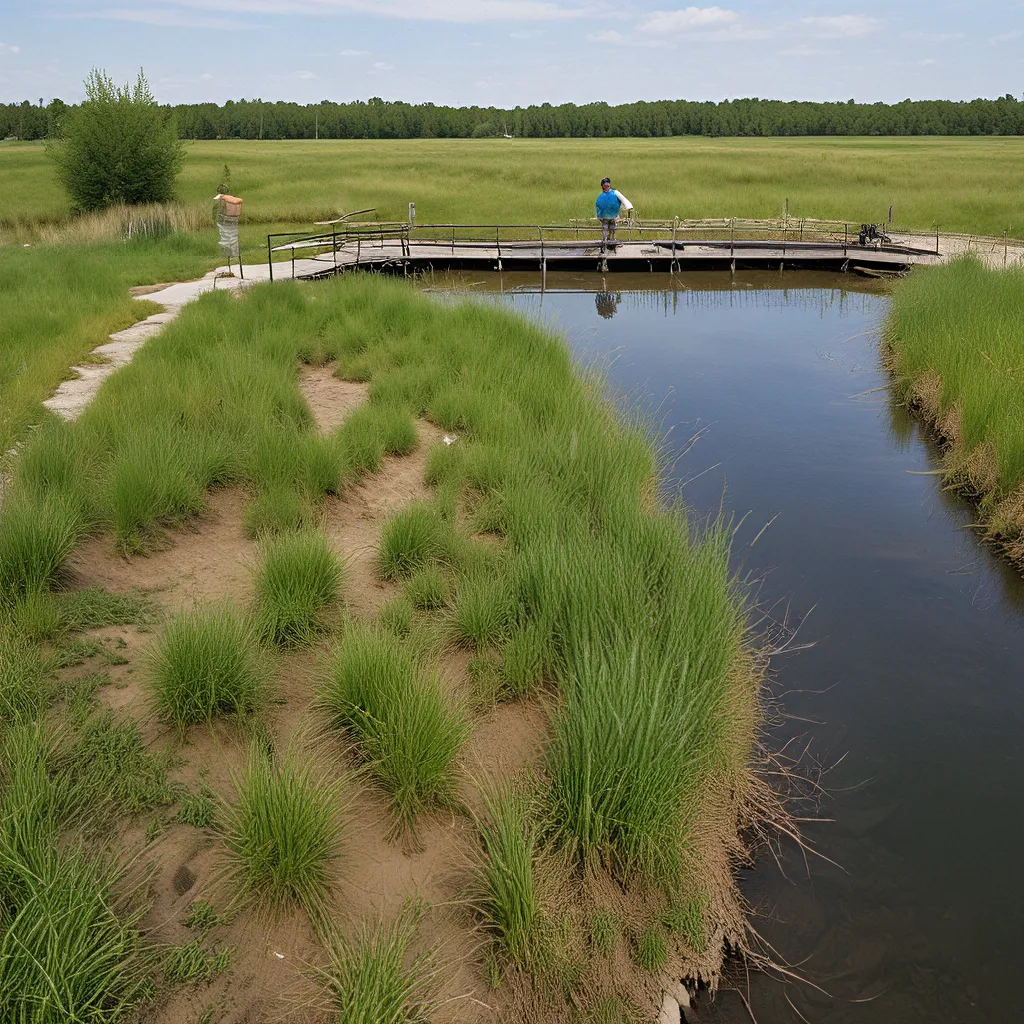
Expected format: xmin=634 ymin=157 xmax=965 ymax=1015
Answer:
xmin=844 ymin=223 xmax=848 ymax=258
xmin=1005 ymin=230 xmax=1009 ymax=267
xmin=267 ymin=235 xmax=273 ymax=282
xmin=496 ymin=227 xmax=502 ymax=271
xmin=333 ymin=228 xmax=337 ymax=269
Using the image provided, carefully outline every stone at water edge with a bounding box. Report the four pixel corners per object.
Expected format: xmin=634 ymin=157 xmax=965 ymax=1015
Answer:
xmin=657 ymin=992 xmax=681 ymax=1024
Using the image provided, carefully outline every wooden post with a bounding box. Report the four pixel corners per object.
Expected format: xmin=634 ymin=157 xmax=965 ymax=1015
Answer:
xmin=496 ymin=227 xmax=502 ymax=272
xmin=267 ymin=236 xmax=273 ymax=282
xmin=1005 ymin=230 xmax=1009 ymax=267
xmin=539 ymin=226 xmax=544 ymax=275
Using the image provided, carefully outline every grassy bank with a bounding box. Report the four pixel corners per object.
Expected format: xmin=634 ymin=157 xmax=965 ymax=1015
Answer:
xmin=886 ymin=256 xmax=1024 ymax=558
xmin=0 ymin=274 xmax=759 ymax=1020
xmin=0 ymin=236 xmax=222 ymax=458
xmin=3 ymin=136 xmax=1024 ymax=236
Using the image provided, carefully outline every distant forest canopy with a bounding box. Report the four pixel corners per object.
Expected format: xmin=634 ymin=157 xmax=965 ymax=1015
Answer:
xmin=4 ymin=94 xmax=1024 ymax=141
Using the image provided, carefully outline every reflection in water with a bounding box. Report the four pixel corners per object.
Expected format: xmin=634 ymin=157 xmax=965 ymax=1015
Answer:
xmin=594 ymin=290 xmax=620 ymax=319
xmin=437 ymin=269 xmax=1024 ymax=1024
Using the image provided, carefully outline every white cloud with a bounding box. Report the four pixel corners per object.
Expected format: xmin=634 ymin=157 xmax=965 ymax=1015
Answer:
xmin=76 ymin=7 xmax=250 ymax=29
xmin=509 ymin=29 xmax=541 ymax=38
xmin=0 ymin=42 xmax=21 ymax=55
xmin=295 ymin=69 xmax=317 ymax=78
xmin=637 ymin=6 xmax=739 ymax=36
xmin=199 ymin=71 xmax=214 ymax=79
xmin=371 ymin=60 xmax=394 ymax=70
xmin=990 ymin=30 xmax=1022 ymax=45
xmin=917 ymin=58 xmax=937 ymax=66
xmin=340 ymin=47 xmax=369 ymax=55
xmin=801 ymin=15 xmax=879 ymax=39
xmin=167 ymin=0 xmax=593 ymax=23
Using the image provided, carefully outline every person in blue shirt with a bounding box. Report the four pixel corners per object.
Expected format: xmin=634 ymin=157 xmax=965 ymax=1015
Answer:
xmin=596 ymin=177 xmax=623 ymax=248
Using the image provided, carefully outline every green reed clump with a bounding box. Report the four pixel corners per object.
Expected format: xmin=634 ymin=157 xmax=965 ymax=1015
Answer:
xmin=322 ymin=624 xmax=467 ymax=830
xmin=887 ymin=256 xmax=1024 ymax=494
xmin=242 ymin=484 xmax=316 ymax=538
xmin=147 ymin=603 xmax=265 ymax=728
xmin=220 ymin=746 xmax=343 ymax=919
xmin=377 ymin=500 xmax=458 ymax=581
xmin=473 ymin=786 xmax=544 ymax=968
xmin=318 ymin=911 xmax=434 ymax=1024
xmin=0 ymin=492 xmax=83 ymax=604
xmin=254 ymin=529 xmax=344 ymax=645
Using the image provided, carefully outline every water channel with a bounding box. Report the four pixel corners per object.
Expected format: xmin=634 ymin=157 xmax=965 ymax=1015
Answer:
xmin=445 ymin=269 xmax=1023 ymax=1023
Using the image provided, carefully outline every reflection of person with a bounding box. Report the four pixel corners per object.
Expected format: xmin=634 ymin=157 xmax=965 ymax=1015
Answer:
xmin=595 ymin=177 xmax=621 ymax=247
xmin=595 ymin=291 xmax=619 ymax=319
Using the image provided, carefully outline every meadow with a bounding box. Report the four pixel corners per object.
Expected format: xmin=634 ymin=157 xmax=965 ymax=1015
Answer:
xmin=3 ymin=135 xmax=1024 ymax=237
xmin=0 ymin=272 xmax=757 ymax=1021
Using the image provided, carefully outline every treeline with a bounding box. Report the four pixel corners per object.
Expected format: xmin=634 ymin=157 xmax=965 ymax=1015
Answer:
xmin=4 ymin=94 xmax=1024 ymax=141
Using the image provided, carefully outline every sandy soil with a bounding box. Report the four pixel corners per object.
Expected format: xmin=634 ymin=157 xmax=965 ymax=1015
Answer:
xmin=56 ymin=367 xmax=547 ymax=1023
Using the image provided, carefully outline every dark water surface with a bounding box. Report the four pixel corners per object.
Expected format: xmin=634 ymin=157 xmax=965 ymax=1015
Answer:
xmin=449 ymin=270 xmax=1024 ymax=1023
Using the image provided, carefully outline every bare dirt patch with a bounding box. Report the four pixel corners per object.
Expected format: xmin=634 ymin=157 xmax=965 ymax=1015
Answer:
xmin=299 ymin=364 xmax=369 ymax=434
xmin=322 ymin=421 xmax=444 ymax=619
xmin=68 ymin=489 xmax=257 ymax=615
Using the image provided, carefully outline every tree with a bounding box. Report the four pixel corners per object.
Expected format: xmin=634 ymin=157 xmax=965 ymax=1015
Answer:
xmin=48 ymin=68 xmax=183 ymax=211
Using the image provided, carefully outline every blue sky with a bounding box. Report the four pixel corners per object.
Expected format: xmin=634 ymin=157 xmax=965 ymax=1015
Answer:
xmin=1 ymin=1 xmax=1022 ymax=106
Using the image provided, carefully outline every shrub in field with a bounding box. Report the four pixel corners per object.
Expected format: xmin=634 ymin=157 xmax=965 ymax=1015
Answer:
xmin=254 ymin=530 xmax=344 ymax=645
xmin=220 ymin=746 xmax=343 ymax=919
xmin=147 ymin=604 xmax=264 ymax=729
xmin=343 ymin=403 xmax=419 ymax=458
xmin=323 ymin=624 xmax=467 ymax=830
xmin=48 ymin=68 xmax=183 ymax=211
xmin=318 ymin=911 xmax=434 ymax=1024
xmin=378 ymin=594 xmax=414 ymax=637
xmin=377 ymin=501 xmax=456 ymax=581
xmin=0 ymin=493 xmax=82 ymax=604
xmin=473 ymin=786 xmax=544 ymax=968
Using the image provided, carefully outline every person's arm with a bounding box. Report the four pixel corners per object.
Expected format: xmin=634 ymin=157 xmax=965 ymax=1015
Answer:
xmin=614 ymin=190 xmax=632 ymax=210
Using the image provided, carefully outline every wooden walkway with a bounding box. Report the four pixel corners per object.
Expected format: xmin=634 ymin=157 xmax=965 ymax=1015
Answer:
xmin=266 ymin=220 xmax=951 ymax=282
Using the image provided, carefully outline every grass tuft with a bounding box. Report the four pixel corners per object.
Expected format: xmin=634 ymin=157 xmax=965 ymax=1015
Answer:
xmin=404 ymin=565 xmax=448 ymax=611
xmin=473 ymin=785 xmax=544 ymax=969
xmin=220 ymin=745 xmax=343 ymax=920
xmin=253 ymin=529 xmax=344 ymax=646
xmin=0 ymin=493 xmax=82 ymax=604
xmin=147 ymin=603 xmax=264 ymax=729
xmin=322 ymin=624 xmax=467 ymax=830
xmin=0 ymin=629 xmax=54 ymax=725
xmin=318 ymin=909 xmax=434 ymax=1024
xmin=377 ymin=501 xmax=456 ymax=581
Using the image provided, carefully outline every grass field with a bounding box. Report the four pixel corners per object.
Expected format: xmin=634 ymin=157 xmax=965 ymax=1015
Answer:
xmin=3 ymin=136 xmax=1023 ymax=237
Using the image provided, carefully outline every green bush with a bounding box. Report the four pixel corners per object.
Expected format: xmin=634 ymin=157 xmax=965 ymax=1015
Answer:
xmin=48 ymin=68 xmax=184 ymax=211
xmin=403 ymin=565 xmax=448 ymax=611
xmin=253 ymin=530 xmax=344 ymax=645
xmin=147 ymin=604 xmax=264 ymax=729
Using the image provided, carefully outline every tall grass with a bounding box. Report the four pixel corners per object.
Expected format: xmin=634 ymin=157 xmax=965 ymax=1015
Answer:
xmin=147 ymin=603 xmax=265 ymax=728
xmin=317 ymin=911 xmax=434 ymax=1024
xmin=473 ymin=786 xmax=544 ymax=968
xmin=220 ymin=746 xmax=343 ymax=919
xmin=887 ymin=256 xmax=1024 ymax=495
xmin=253 ymin=529 xmax=345 ymax=645
xmin=0 ymin=724 xmax=151 ymax=1024
xmin=8 ymin=137 xmax=1024 ymax=238
xmin=0 ymin=630 xmax=52 ymax=725
xmin=322 ymin=623 xmax=468 ymax=830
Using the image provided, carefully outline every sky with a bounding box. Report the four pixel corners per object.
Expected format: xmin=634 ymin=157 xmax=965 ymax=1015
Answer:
xmin=1 ymin=1 xmax=1022 ymax=107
